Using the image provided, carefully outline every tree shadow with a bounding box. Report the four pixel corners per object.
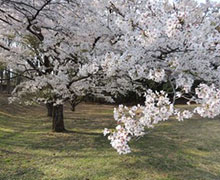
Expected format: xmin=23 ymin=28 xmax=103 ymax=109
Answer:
xmin=116 ymin=130 xmax=220 ymax=180
xmin=64 ymin=130 xmax=102 ymax=136
xmin=0 ymin=166 xmax=45 ymax=180
xmin=1 ymin=102 xmax=220 ymax=179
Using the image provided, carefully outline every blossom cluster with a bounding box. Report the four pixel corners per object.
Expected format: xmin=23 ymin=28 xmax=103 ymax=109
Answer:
xmin=104 ymin=89 xmax=194 ymax=154
xmin=194 ymin=84 xmax=220 ymax=118
xmin=104 ymin=83 xmax=220 ymax=154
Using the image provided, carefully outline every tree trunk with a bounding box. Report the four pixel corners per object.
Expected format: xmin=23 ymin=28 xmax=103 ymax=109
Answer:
xmin=0 ymin=70 xmax=3 ymax=92
xmin=70 ymin=97 xmax=81 ymax=112
xmin=16 ymin=73 xmax=22 ymax=85
xmin=6 ymin=69 xmax=10 ymax=94
xmin=52 ymin=104 xmax=66 ymax=132
xmin=71 ymin=104 xmax=75 ymax=111
xmin=46 ymin=102 xmax=53 ymax=117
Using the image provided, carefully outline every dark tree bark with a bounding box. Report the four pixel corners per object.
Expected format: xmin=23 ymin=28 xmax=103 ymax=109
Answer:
xmin=16 ymin=74 xmax=22 ymax=85
xmin=52 ymin=104 xmax=66 ymax=132
xmin=0 ymin=70 xmax=3 ymax=91
xmin=5 ymin=69 xmax=11 ymax=93
xmin=69 ymin=96 xmax=82 ymax=112
xmin=71 ymin=105 xmax=75 ymax=112
xmin=46 ymin=102 xmax=53 ymax=117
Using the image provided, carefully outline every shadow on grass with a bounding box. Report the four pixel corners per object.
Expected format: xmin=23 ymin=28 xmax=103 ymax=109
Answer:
xmin=63 ymin=130 xmax=102 ymax=136
xmin=1 ymin=101 xmax=220 ymax=180
xmin=1 ymin=122 xmax=220 ymax=180
xmin=116 ymin=123 xmax=220 ymax=180
xmin=0 ymin=167 xmax=45 ymax=180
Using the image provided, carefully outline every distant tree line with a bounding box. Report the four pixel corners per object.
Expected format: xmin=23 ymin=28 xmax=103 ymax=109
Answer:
xmin=0 ymin=67 xmax=22 ymax=94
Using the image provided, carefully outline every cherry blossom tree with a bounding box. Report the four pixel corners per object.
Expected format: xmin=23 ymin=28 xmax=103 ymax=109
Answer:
xmin=0 ymin=0 xmax=141 ymax=132
xmin=101 ymin=0 xmax=220 ymax=154
xmin=0 ymin=0 xmax=219 ymax=148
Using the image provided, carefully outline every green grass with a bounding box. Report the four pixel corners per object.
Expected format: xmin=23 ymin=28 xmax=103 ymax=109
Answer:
xmin=0 ymin=96 xmax=220 ymax=180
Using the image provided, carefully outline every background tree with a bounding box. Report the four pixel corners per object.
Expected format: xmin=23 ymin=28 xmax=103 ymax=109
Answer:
xmin=0 ymin=0 xmax=143 ymax=132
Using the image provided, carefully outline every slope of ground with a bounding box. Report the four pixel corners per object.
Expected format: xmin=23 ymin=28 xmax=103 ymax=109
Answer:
xmin=0 ymin=94 xmax=220 ymax=180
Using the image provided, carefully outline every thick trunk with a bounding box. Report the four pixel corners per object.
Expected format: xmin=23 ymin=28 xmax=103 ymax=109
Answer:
xmin=52 ymin=104 xmax=66 ymax=132
xmin=46 ymin=102 xmax=53 ymax=117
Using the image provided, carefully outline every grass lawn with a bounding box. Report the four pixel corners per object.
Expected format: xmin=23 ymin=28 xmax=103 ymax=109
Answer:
xmin=0 ymin=95 xmax=220 ymax=180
